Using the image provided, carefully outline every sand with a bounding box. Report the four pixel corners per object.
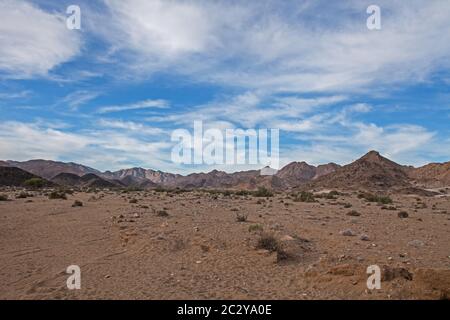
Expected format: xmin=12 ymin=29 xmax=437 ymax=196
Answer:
xmin=0 ymin=189 xmax=449 ymax=300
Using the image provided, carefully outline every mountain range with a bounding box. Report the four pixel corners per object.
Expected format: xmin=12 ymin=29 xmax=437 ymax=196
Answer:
xmin=1 ymin=151 xmax=449 ymax=191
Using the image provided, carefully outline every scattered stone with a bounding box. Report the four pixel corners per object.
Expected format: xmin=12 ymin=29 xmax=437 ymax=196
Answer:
xmin=360 ymin=234 xmax=370 ymax=241
xmin=340 ymin=229 xmax=355 ymax=236
xmin=72 ymin=200 xmax=83 ymax=207
xmin=398 ymin=211 xmax=409 ymax=218
xmin=408 ymin=239 xmax=425 ymax=248
xmin=346 ymin=210 xmax=361 ymax=217
xmin=382 ymin=266 xmax=413 ymax=281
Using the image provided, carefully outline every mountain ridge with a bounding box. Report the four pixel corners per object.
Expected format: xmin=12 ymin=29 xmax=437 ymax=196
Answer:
xmin=1 ymin=151 xmax=449 ymax=191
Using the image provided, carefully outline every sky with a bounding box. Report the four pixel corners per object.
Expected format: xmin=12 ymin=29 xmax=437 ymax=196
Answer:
xmin=0 ymin=0 xmax=449 ymax=174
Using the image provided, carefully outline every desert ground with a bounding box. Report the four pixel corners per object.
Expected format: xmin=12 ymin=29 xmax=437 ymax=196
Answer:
xmin=0 ymin=188 xmax=449 ymax=300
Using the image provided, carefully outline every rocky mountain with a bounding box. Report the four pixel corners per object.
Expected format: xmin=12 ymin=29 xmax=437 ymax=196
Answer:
xmin=409 ymin=162 xmax=450 ymax=187
xmin=102 ymin=168 xmax=181 ymax=186
xmin=0 ymin=160 xmax=100 ymax=180
xmin=1 ymin=151 xmax=449 ymax=191
xmin=274 ymin=161 xmax=340 ymax=187
xmin=306 ymin=151 xmax=411 ymax=191
xmin=0 ymin=167 xmax=53 ymax=187
xmin=51 ymin=172 xmax=122 ymax=188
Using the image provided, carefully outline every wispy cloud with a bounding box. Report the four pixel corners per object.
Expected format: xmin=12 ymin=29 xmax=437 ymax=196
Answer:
xmin=97 ymin=99 xmax=169 ymax=114
xmin=0 ymin=0 xmax=81 ymax=78
xmin=58 ymin=90 xmax=102 ymax=111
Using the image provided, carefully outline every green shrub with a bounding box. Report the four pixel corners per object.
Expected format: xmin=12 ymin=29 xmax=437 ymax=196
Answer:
xmin=248 ymin=224 xmax=263 ymax=233
xmin=253 ymin=187 xmax=273 ymax=197
xmin=235 ymin=190 xmax=251 ymax=196
xmin=24 ymin=178 xmax=45 ymax=188
xmin=293 ymin=191 xmax=316 ymax=203
xmin=48 ymin=191 xmax=67 ymax=200
xmin=0 ymin=194 xmax=8 ymax=201
xmin=256 ymin=233 xmax=280 ymax=252
xmin=358 ymin=192 xmax=393 ymax=204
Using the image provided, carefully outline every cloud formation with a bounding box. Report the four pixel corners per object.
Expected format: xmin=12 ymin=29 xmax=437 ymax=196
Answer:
xmin=0 ymin=0 xmax=81 ymax=78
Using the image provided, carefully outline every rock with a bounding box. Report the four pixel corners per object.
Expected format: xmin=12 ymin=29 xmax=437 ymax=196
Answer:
xmin=360 ymin=234 xmax=370 ymax=241
xmin=398 ymin=211 xmax=409 ymax=218
xmin=408 ymin=239 xmax=425 ymax=247
xmin=382 ymin=266 xmax=413 ymax=281
xmin=340 ymin=229 xmax=355 ymax=236
xmin=346 ymin=210 xmax=361 ymax=217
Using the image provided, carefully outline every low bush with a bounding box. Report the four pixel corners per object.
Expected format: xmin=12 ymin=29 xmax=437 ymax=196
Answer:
xmin=48 ymin=191 xmax=67 ymax=200
xmin=293 ymin=191 xmax=316 ymax=203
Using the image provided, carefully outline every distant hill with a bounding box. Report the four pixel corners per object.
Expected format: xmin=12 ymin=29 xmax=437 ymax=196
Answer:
xmin=305 ymin=151 xmax=411 ymax=191
xmin=275 ymin=162 xmax=340 ymax=187
xmin=0 ymin=167 xmax=53 ymax=187
xmin=409 ymin=162 xmax=450 ymax=187
xmin=0 ymin=160 xmax=100 ymax=180
xmin=1 ymin=151 xmax=449 ymax=191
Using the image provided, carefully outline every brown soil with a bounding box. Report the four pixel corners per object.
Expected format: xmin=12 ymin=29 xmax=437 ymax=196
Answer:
xmin=0 ymin=189 xmax=449 ymax=300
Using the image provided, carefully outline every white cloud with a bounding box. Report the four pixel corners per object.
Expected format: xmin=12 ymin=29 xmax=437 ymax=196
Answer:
xmin=0 ymin=0 xmax=81 ymax=78
xmin=97 ymin=99 xmax=169 ymax=114
xmin=59 ymin=90 xmax=101 ymax=111
xmin=0 ymin=121 xmax=175 ymax=171
xmin=98 ymin=0 xmax=450 ymax=93
xmin=98 ymin=119 xmax=166 ymax=135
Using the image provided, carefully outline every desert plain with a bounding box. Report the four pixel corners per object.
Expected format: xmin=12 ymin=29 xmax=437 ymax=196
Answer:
xmin=0 ymin=187 xmax=449 ymax=300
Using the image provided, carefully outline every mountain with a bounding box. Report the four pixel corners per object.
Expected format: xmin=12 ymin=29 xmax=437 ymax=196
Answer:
xmin=0 ymin=160 xmax=100 ymax=180
xmin=79 ymin=173 xmax=122 ymax=188
xmin=409 ymin=162 xmax=450 ymax=187
xmin=306 ymin=151 xmax=411 ymax=190
xmin=51 ymin=173 xmax=83 ymax=186
xmin=51 ymin=172 xmax=121 ymax=188
xmin=1 ymin=151 xmax=449 ymax=191
xmin=274 ymin=162 xmax=340 ymax=187
xmin=0 ymin=167 xmax=53 ymax=187
xmin=102 ymin=168 xmax=181 ymax=186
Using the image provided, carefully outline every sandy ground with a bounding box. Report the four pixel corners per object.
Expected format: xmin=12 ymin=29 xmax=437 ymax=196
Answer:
xmin=0 ymin=189 xmax=449 ymax=300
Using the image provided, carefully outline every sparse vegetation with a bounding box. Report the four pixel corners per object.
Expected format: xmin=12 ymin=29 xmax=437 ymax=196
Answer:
xmin=72 ymin=200 xmax=83 ymax=207
xmin=358 ymin=192 xmax=393 ymax=204
xmin=23 ymin=178 xmax=45 ymax=188
xmin=253 ymin=187 xmax=273 ymax=198
xmin=235 ymin=212 xmax=248 ymax=222
xmin=157 ymin=210 xmax=169 ymax=217
xmin=0 ymin=194 xmax=8 ymax=201
xmin=248 ymin=224 xmax=263 ymax=233
xmin=48 ymin=191 xmax=67 ymax=200
xmin=256 ymin=232 xmax=280 ymax=252
xmin=293 ymin=191 xmax=316 ymax=203
xmin=16 ymin=191 xmax=32 ymax=199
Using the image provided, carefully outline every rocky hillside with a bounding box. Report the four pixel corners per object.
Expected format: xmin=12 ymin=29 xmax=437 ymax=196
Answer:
xmin=306 ymin=151 xmax=412 ymax=191
xmin=0 ymin=160 xmax=100 ymax=180
xmin=0 ymin=167 xmax=53 ymax=187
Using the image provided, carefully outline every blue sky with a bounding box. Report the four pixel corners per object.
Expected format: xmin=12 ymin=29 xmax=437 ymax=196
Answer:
xmin=0 ymin=0 xmax=449 ymax=173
